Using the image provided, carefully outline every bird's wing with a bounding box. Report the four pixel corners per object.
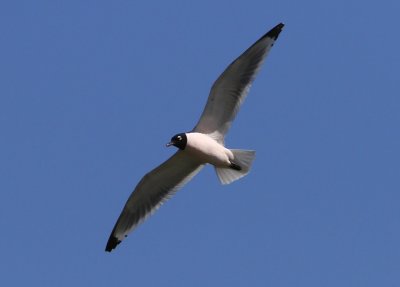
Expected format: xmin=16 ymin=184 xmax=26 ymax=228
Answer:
xmin=193 ymin=23 xmax=284 ymax=141
xmin=105 ymin=151 xmax=203 ymax=252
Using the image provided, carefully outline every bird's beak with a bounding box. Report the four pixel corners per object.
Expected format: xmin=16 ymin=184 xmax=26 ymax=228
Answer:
xmin=166 ymin=141 xmax=174 ymax=147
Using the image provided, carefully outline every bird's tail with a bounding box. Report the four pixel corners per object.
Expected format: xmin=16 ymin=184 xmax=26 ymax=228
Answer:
xmin=215 ymin=149 xmax=256 ymax=185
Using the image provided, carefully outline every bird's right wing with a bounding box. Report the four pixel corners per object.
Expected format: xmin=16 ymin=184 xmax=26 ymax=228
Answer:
xmin=105 ymin=151 xmax=203 ymax=252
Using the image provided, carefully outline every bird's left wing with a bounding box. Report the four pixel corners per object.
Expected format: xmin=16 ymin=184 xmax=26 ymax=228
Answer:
xmin=105 ymin=151 xmax=203 ymax=252
xmin=193 ymin=23 xmax=284 ymax=141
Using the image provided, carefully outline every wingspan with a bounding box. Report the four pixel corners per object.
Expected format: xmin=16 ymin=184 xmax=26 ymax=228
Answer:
xmin=193 ymin=23 xmax=284 ymax=141
xmin=105 ymin=151 xmax=203 ymax=252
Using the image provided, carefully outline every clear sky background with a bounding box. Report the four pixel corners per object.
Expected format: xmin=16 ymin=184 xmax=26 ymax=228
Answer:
xmin=1 ymin=0 xmax=399 ymax=286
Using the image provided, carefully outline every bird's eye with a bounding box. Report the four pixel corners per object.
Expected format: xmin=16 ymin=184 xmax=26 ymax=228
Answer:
xmin=177 ymin=136 xmax=182 ymax=141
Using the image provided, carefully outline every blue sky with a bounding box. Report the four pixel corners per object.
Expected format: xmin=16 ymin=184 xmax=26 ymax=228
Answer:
xmin=1 ymin=0 xmax=399 ymax=286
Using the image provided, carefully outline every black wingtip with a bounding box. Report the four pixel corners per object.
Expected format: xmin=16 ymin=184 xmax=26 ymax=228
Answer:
xmin=266 ymin=22 xmax=285 ymax=40
xmin=105 ymin=235 xmax=121 ymax=252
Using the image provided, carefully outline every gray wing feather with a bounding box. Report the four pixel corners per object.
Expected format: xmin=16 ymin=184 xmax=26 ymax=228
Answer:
xmin=193 ymin=23 xmax=284 ymax=141
xmin=105 ymin=151 xmax=203 ymax=251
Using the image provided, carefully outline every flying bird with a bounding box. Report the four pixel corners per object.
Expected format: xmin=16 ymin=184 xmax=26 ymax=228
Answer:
xmin=105 ymin=23 xmax=284 ymax=252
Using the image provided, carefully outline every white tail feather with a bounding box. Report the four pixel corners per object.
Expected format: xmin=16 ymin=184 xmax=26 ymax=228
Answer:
xmin=215 ymin=149 xmax=256 ymax=185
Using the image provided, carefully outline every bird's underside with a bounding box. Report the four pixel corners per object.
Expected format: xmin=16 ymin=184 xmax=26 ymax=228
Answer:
xmin=105 ymin=23 xmax=284 ymax=252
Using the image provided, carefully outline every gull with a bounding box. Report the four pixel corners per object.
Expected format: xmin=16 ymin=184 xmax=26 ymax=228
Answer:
xmin=105 ymin=23 xmax=284 ymax=252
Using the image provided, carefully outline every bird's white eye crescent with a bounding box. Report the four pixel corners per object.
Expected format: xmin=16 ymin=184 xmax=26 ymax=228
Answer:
xmin=177 ymin=136 xmax=182 ymax=140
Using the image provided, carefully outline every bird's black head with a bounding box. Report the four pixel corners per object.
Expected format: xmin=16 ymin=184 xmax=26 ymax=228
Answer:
xmin=166 ymin=133 xmax=187 ymax=150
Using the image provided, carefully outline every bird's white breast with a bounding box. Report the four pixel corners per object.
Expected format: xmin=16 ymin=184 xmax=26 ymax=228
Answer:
xmin=185 ymin=132 xmax=233 ymax=167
